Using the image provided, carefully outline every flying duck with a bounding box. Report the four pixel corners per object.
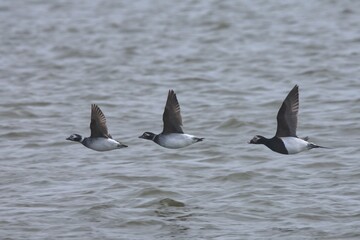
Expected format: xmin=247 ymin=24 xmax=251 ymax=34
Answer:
xmin=139 ymin=90 xmax=204 ymax=149
xmin=66 ymin=104 xmax=128 ymax=151
xmin=249 ymin=85 xmax=327 ymax=154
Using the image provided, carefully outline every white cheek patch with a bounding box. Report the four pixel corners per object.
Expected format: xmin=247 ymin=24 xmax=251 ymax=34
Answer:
xmin=252 ymin=136 xmax=260 ymax=142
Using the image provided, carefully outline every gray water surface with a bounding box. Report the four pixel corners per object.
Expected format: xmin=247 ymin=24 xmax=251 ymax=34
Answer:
xmin=1 ymin=0 xmax=360 ymax=239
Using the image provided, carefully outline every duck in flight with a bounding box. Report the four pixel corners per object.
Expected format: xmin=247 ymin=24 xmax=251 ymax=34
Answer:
xmin=139 ymin=90 xmax=204 ymax=149
xmin=249 ymin=85 xmax=327 ymax=154
xmin=66 ymin=104 xmax=128 ymax=151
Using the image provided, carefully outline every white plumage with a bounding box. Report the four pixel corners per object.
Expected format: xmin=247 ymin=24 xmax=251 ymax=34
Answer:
xmin=280 ymin=137 xmax=309 ymax=154
xmin=157 ymin=134 xmax=200 ymax=149
xmin=85 ymin=138 xmax=125 ymax=152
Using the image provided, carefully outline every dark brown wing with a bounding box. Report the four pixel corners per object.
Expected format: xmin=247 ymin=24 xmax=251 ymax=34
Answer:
xmin=90 ymin=104 xmax=111 ymax=138
xmin=162 ymin=90 xmax=184 ymax=134
xmin=275 ymin=85 xmax=299 ymax=137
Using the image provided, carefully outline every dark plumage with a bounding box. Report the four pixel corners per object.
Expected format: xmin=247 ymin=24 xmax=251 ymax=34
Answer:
xmin=162 ymin=90 xmax=184 ymax=134
xmin=139 ymin=90 xmax=203 ymax=149
xmin=275 ymin=85 xmax=299 ymax=137
xmin=249 ymin=85 xmax=327 ymax=154
xmin=66 ymin=104 xmax=127 ymax=151
xmin=90 ymin=104 xmax=112 ymax=138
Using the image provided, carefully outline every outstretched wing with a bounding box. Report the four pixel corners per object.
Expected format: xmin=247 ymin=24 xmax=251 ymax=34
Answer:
xmin=90 ymin=104 xmax=111 ymax=138
xmin=275 ymin=85 xmax=299 ymax=137
xmin=162 ymin=90 xmax=184 ymax=134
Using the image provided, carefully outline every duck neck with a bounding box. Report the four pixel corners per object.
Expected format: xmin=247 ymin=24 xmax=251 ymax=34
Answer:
xmin=264 ymin=137 xmax=288 ymax=154
xmin=153 ymin=134 xmax=160 ymax=142
xmin=80 ymin=137 xmax=88 ymax=145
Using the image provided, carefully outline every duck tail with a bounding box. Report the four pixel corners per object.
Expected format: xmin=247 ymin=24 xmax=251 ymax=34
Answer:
xmin=309 ymin=143 xmax=330 ymax=149
xmin=195 ymin=137 xmax=204 ymax=142
xmin=118 ymin=143 xmax=128 ymax=148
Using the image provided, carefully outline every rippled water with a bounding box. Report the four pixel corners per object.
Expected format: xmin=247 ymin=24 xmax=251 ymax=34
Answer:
xmin=1 ymin=0 xmax=360 ymax=239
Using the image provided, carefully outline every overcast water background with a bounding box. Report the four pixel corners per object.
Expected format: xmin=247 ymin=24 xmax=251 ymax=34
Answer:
xmin=1 ymin=0 xmax=360 ymax=239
